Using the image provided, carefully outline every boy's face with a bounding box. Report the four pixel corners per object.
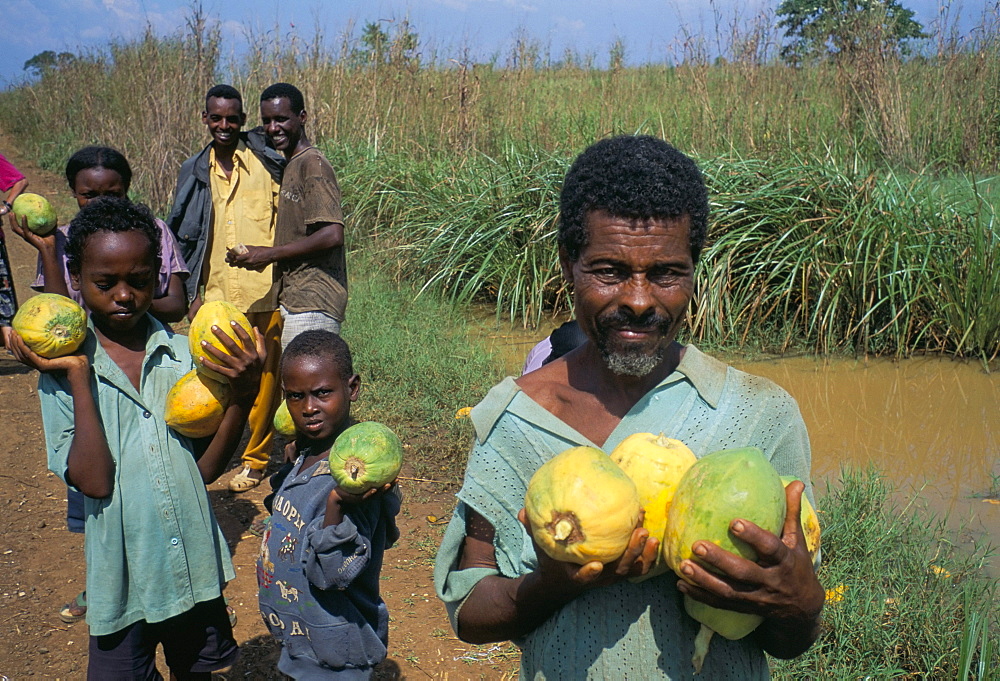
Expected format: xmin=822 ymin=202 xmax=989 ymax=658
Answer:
xmin=282 ymin=355 xmax=360 ymax=443
xmin=260 ymin=97 xmax=305 ymax=154
xmin=202 ymin=96 xmax=245 ymax=152
xmin=70 ymin=230 xmax=158 ymax=335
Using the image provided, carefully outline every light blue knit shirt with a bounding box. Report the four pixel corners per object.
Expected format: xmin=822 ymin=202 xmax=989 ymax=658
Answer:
xmin=39 ymin=316 xmax=235 ymax=636
xmin=434 ymin=345 xmax=814 ymax=680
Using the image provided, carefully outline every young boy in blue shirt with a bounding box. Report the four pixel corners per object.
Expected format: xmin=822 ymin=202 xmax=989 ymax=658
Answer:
xmin=257 ymin=329 xmax=401 ymax=679
xmin=8 ymin=196 xmax=266 ymax=679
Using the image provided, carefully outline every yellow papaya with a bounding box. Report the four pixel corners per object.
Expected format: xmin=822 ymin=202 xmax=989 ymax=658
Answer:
xmin=780 ymin=475 xmax=821 ymax=563
xmin=12 ymin=293 xmax=87 ymax=358
xmin=524 ymin=446 xmax=642 ymax=565
xmin=610 ymin=432 xmax=696 ymax=578
xmin=188 ymin=300 xmax=253 ymax=382
xmin=164 ymin=369 xmax=232 ymax=438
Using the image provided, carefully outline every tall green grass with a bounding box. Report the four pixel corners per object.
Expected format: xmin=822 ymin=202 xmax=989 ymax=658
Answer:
xmin=333 ymin=144 xmax=999 ymax=360
xmin=771 ymin=467 xmax=1000 ymax=678
xmin=0 ymin=4 xmax=999 ymax=211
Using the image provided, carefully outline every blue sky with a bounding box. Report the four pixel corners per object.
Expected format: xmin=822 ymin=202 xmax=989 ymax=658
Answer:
xmin=3 ymin=0 xmax=982 ymax=85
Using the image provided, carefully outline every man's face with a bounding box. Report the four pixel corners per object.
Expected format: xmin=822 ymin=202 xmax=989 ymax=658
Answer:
xmin=562 ymin=210 xmax=695 ymax=377
xmin=260 ymin=97 xmax=305 ymax=154
xmin=202 ymin=96 xmax=245 ymax=151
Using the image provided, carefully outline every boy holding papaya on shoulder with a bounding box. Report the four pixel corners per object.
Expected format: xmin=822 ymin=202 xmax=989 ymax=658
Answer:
xmin=9 ymin=196 xmax=265 ymax=678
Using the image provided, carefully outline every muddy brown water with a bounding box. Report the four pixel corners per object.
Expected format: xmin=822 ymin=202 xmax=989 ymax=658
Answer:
xmin=473 ymin=318 xmax=1000 ymax=565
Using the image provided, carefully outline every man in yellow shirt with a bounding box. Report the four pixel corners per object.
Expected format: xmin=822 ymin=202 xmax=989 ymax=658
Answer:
xmin=168 ymin=84 xmax=286 ymax=492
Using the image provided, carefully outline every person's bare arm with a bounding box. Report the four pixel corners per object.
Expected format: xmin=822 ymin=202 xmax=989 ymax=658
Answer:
xmin=7 ymin=332 xmax=115 ymax=498
xmin=2 ymin=177 xmax=28 ymax=212
xmin=225 ymin=222 xmax=343 ymax=271
xmin=9 ymin=215 xmax=69 ymax=297
xmin=676 ymin=480 xmax=825 ymax=659
xmin=191 ymin=322 xmax=266 ymax=482
xmin=455 ymin=508 xmax=659 ymax=644
xmin=149 ymin=274 xmax=189 ymax=324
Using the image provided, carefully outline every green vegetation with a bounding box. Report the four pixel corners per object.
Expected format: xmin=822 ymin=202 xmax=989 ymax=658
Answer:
xmin=1 ymin=9 xmax=996 ymax=676
xmin=341 ymin=246 xmax=502 ymax=484
xmin=772 ymin=467 xmax=1000 ymax=679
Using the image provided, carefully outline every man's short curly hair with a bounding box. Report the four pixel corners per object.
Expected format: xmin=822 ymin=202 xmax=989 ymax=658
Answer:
xmin=205 ymin=84 xmax=243 ymax=111
xmin=558 ymin=135 xmax=709 ymax=263
xmin=260 ymin=82 xmax=305 ymax=115
xmin=65 ymin=196 xmax=161 ymax=275
xmin=281 ymin=330 xmax=354 ymax=381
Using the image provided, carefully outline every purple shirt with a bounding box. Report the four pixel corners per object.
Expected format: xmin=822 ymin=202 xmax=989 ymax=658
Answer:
xmin=32 ymin=218 xmax=189 ymax=308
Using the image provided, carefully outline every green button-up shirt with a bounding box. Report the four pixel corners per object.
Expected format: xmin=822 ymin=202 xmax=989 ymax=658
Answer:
xmin=40 ymin=316 xmax=235 ymax=636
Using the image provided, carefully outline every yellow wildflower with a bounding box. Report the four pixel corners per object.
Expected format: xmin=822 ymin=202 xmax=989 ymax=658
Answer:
xmin=825 ymin=584 xmax=847 ymax=603
xmin=455 ymin=407 xmax=473 ymax=420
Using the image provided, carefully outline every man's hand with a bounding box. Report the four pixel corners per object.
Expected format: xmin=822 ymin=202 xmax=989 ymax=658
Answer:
xmin=675 ymin=480 xmax=824 ymax=658
xmin=197 ymin=322 xmax=266 ymax=404
xmin=226 ymin=244 xmax=272 ymax=271
xmin=6 ymin=328 xmax=89 ymax=376
xmin=518 ymin=507 xmax=660 ymax=590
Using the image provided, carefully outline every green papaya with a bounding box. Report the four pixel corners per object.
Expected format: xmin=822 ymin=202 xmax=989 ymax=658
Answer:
xmin=662 ymin=446 xmax=787 ymax=673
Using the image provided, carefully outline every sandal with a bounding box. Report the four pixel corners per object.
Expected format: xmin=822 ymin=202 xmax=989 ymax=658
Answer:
xmin=228 ymin=466 xmax=264 ymax=493
xmin=59 ymin=590 xmax=87 ymax=624
xmin=248 ymin=515 xmax=271 ymax=538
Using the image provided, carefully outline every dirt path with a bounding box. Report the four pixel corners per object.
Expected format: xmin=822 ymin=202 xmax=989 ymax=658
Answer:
xmin=0 ymin=138 xmax=518 ymax=679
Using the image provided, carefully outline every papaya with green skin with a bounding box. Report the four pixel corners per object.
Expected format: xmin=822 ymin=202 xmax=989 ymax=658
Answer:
xmin=610 ymin=433 xmax=697 ymax=579
xmin=662 ymin=446 xmax=787 ymax=673
xmin=188 ymin=300 xmax=254 ymax=382
xmin=164 ymin=369 xmax=232 ymax=438
xmin=525 ymin=446 xmax=643 ymax=566
xmin=12 ymin=293 xmax=87 ymax=358
xmin=328 ymin=422 xmax=404 ymax=494
xmin=273 ymin=400 xmax=296 ymax=436
xmin=12 ymin=193 xmax=57 ymax=236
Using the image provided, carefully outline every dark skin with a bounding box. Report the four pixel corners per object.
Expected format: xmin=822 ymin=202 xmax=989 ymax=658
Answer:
xmin=225 ymin=96 xmax=342 ymax=273
xmin=455 ymin=212 xmax=824 ymax=658
xmin=10 ymin=166 xmax=189 ymax=323
xmin=281 ymin=355 xmax=392 ymax=527
xmin=8 ymin=229 xmax=266 ymax=498
xmin=185 ymin=96 xmax=249 ymax=321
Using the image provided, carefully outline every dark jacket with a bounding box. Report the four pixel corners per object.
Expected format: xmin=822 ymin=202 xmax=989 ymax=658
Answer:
xmin=167 ymin=128 xmax=285 ymax=302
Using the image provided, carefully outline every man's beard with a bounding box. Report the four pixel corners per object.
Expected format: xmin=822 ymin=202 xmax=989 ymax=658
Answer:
xmin=595 ymin=308 xmax=675 ymax=377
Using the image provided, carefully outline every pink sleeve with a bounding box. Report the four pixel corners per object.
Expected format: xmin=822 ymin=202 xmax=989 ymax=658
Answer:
xmin=155 ymin=218 xmax=189 ymax=297
xmin=0 ymin=153 xmax=26 ymax=193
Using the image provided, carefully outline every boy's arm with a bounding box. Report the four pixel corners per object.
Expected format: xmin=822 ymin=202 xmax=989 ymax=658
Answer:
xmin=9 ymin=333 xmax=115 ymax=498
xmin=304 ymin=483 xmax=400 ymax=591
xmin=10 ymin=217 xmax=71 ymax=298
xmin=190 ymin=321 xmax=266 ymax=482
xmin=225 ymin=221 xmax=343 ymax=271
xmin=149 ymin=274 xmax=189 ymax=324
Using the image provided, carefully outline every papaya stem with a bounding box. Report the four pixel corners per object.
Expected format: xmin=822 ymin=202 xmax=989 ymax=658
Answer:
xmin=692 ymin=624 xmax=714 ymax=674
xmin=553 ymin=519 xmax=574 ymax=542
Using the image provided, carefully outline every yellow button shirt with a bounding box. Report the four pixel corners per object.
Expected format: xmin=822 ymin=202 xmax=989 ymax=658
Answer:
xmin=203 ymin=142 xmax=280 ymax=313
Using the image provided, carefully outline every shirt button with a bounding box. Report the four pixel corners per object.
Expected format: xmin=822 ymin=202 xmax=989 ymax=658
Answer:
xmin=143 ymin=411 xmax=151 ymax=418
xmin=170 ymin=538 xmax=179 ymax=545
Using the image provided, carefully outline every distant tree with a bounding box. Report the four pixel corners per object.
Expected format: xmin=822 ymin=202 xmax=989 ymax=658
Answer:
xmin=350 ymin=20 xmax=418 ymax=68
xmin=23 ymin=50 xmax=76 ymax=76
xmin=776 ymin=0 xmax=927 ymax=64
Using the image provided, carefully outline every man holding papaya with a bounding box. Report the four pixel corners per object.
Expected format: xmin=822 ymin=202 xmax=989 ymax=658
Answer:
xmin=168 ymin=84 xmax=286 ymax=492
xmin=434 ymin=135 xmax=824 ymax=679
